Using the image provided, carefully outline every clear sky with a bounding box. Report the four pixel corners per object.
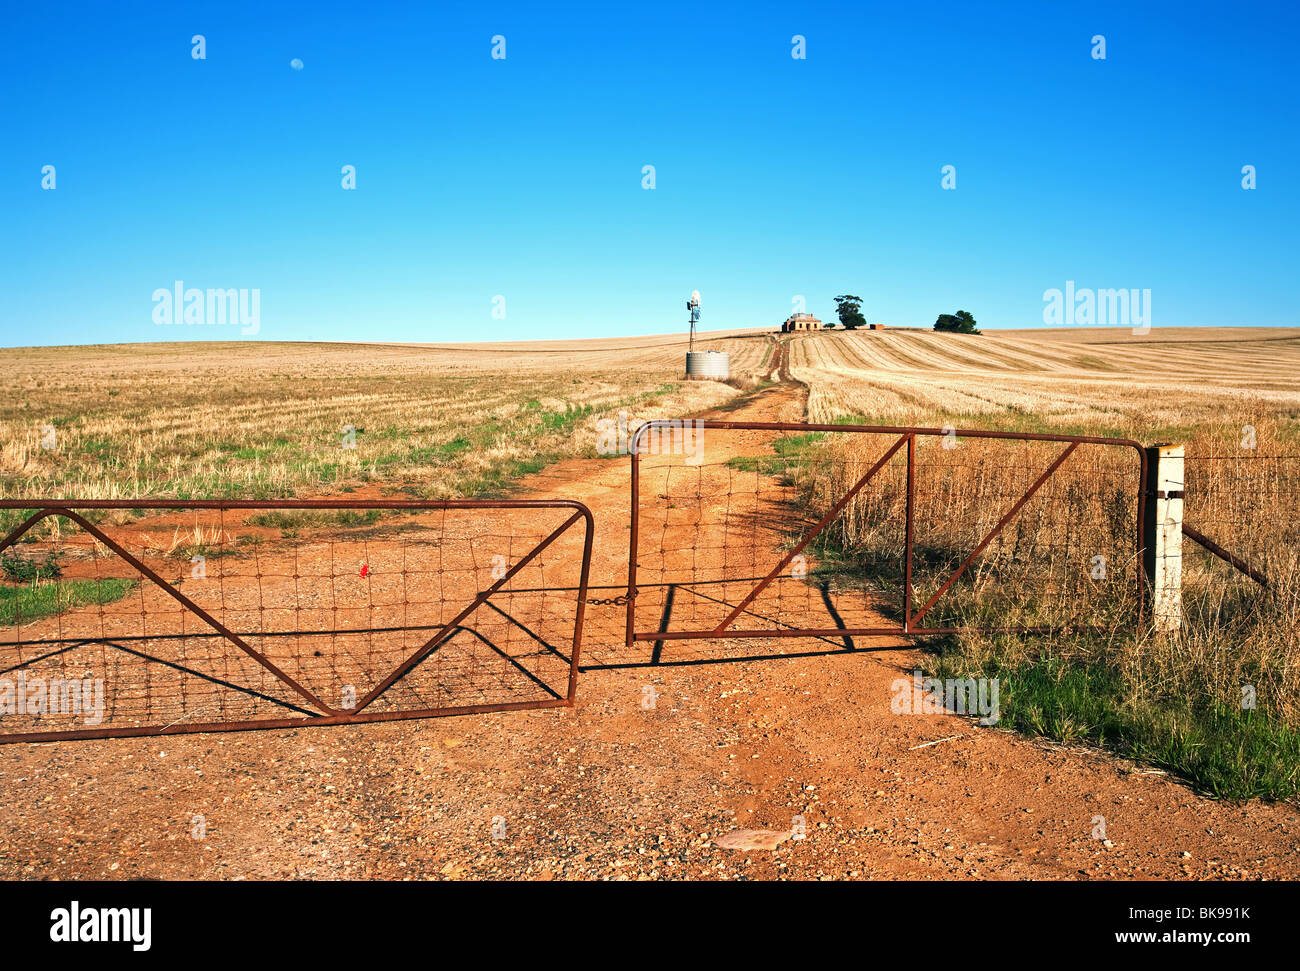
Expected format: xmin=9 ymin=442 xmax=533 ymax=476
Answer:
xmin=1 ymin=0 xmax=1297 ymax=347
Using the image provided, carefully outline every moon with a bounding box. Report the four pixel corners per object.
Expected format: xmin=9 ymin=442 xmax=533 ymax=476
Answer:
xmin=290 ymin=58 xmax=304 ymax=71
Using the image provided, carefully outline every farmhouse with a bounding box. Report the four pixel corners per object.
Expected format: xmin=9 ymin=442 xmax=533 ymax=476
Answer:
xmin=781 ymin=313 xmax=822 ymax=332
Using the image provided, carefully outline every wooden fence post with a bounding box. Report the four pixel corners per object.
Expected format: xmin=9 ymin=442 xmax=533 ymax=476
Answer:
xmin=1142 ymin=443 xmax=1184 ymax=632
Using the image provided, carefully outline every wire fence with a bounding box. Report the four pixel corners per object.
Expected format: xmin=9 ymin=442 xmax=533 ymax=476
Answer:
xmin=1182 ymin=454 xmax=1300 ymax=619
xmin=0 ymin=500 xmax=591 ymax=742
xmin=2 ymin=430 xmax=1293 ymax=737
xmin=619 ymin=422 xmax=1145 ymax=666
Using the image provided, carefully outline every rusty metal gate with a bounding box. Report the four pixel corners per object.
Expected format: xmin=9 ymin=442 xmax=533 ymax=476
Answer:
xmin=1182 ymin=451 xmax=1300 ymax=594
xmin=0 ymin=499 xmax=592 ymax=743
xmin=622 ymin=420 xmax=1148 ymax=660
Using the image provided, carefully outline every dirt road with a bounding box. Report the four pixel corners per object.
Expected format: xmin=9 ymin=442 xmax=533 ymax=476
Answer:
xmin=1 ymin=381 xmax=1297 ymax=880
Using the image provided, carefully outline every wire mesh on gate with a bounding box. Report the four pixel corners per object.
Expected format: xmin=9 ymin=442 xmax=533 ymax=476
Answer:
xmin=0 ymin=499 xmax=592 ymax=743
xmin=613 ymin=420 xmax=1146 ymax=666
xmin=1182 ymin=453 xmax=1300 ymax=615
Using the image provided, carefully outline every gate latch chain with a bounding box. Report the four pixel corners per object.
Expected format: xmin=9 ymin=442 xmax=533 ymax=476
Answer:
xmin=587 ymin=588 xmax=638 ymax=607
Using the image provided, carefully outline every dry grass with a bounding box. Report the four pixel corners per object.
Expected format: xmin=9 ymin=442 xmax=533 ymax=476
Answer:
xmin=145 ymin=522 xmax=236 ymax=560
xmin=2 ymin=325 xmax=1296 ymax=794
xmin=0 ymin=335 xmax=771 ymax=514
xmin=787 ymin=326 xmax=1300 ymax=796
xmin=805 ymin=435 xmax=1137 ymax=624
xmin=792 ymin=326 xmax=1300 ymax=440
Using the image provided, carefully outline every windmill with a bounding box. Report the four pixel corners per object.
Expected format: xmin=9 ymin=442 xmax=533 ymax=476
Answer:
xmin=683 ymin=289 xmax=727 ymax=380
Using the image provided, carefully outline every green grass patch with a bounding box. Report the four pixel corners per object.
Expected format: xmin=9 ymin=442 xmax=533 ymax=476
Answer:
xmin=931 ymin=646 xmax=1300 ymax=800
xmin=78 ymin=437 xmax=116 ymax=462
xmin=245 ymin=509 xmax=383 ymax=531
xmin=226 ymin=441 xmax=297 ymax=461
xmin=771 ymin=419 xmax=1300 ymax=801
xmin=381 ymin=435 xmax=476 ymax=468
xmin=436 ymin=435 xmax=473 ymax=457
xmin=534 ymin=403 xmax=596 ymax=434
xmin=1 ymin=550 xmax=62 ymax=582
xmin=0 ymin=577 xmax=137 ymax=626
xmin=458 ymin=454 xmax=556 ymax=498
xmin=726 ymin=430 xmax=826 ymax=475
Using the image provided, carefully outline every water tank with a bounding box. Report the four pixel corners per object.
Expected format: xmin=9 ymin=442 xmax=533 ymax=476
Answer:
xmin=685 ymin=350 xmax=730 ymax=381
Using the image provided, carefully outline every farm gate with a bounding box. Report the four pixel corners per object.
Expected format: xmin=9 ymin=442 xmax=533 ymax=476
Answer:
xmin=1180 ymin=451 xmax=1299 ymax=604
xmin=5 ymin=422 xmax=1288 ymax=742
xmin=620 ymin=419 xmax=1150 ymax=663
xmin=0 ymin=499 xmax=592 ymax=743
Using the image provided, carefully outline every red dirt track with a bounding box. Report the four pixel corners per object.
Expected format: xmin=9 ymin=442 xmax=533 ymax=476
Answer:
xmin=1 ymin=383 xmax=1297 ymax=880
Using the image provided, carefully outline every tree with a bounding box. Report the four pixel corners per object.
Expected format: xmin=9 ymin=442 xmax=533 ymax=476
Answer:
xmin=934 ymin=310 xmax=980 ymax=335
xmin=834 ymin=295 xmax=866 ymax=330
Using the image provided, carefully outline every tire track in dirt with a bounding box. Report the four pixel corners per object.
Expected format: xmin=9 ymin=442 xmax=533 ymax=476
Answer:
xmin=2 ymin=377 xmax=1297 ymax=881
xmin=504 ymin=377 xmax=1300 ymax=880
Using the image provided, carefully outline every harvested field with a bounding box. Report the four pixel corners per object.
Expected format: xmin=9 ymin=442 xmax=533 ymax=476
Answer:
xmin=0 ymin=334 xmax=770 ymax=504
xmin=792 ymin=327 xmax=1300 ymax=439
xmin=0 ymin=327 xmax=1298 ymax=880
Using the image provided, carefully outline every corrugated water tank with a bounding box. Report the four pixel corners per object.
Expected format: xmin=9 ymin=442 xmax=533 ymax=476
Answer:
xmin=685 ymin=350 xmax=730 ymax=381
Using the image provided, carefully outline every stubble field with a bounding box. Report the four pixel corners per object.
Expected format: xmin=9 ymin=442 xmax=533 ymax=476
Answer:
xmin=0 ymin=325 xmax=1298 ymax=880
xmin=0 ymin=332 xmax=768 ymax=507
xmin=786 ymin=326 xmax=1300 ymax=797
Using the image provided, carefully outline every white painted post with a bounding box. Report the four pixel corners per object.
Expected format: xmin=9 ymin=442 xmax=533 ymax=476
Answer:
xmin=1142 ymin=444 xmax=1184 ymax=632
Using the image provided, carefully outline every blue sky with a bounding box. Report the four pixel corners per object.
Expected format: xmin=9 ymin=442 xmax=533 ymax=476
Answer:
xmin=1 ymin=0 xmax=1296 ymax=346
